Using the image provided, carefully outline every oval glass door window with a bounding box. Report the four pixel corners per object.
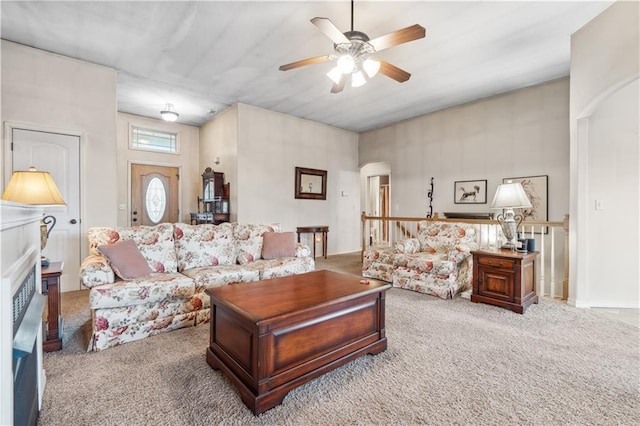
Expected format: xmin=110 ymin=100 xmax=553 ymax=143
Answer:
xmin=145 ymin=177 xmax=166 ymax=223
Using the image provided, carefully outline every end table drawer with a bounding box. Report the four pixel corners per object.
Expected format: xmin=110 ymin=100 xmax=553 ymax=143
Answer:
xmin=478 ymin=256 xmax=514 ymax=269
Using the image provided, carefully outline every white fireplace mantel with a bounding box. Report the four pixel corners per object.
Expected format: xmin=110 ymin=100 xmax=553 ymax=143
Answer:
xmin=1 ymin=200 xmax=45 ymax=425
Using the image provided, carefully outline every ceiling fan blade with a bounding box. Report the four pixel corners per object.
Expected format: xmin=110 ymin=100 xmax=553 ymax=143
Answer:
xmin=369 ymin=24 xmax=426 ymax=52
xmin=330 ymin=74 xmax=346 ymax=93
xmin=311 ymin=17 xmax=349 ymax=44
xmin=279 ymin=55 xmax=330 ymax=71
xmin=379 ymin=61 xmax=411 ymax=83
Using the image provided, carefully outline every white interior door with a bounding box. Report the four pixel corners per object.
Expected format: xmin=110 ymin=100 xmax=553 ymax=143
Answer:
xmin=11 ymin=128 xmax=81 ymax=293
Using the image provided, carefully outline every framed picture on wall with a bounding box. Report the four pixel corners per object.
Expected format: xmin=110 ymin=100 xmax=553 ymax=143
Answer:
xmin=295 ymin=167 xmax=327 ymax=200
xmin=503 ymin=175 xmax=548 ymax=231
xmin=454 ymin=179 xmax=487 ymax=204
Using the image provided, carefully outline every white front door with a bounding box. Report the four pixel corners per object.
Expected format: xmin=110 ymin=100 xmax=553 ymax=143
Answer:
xmin=10 ymin=128 xmax=81 ymax=292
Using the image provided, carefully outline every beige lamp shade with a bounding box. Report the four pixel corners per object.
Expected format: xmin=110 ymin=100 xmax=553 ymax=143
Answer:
xmin=490 ymin=181 xmax=531 ymax=209
xmin=2 ymin=167 xmax=66 ymax=205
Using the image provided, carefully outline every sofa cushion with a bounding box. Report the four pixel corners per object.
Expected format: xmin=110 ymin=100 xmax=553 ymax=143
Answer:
xmin=243 ymin=257 xmax=316 ymax=280
xmin=416 ymin=221 xmax=477 ymax=257
xmin=87 ymin=223 xmax=178 ymax=273
xmin=262 ymin=232 xmax=296 ymax=259
xmin=173 ymin=223 xmax=235 ymax=271
xmin=394 ymin=252 xmax=454 ymax=275
xmin=394 ymin=238 xmax=421 ymax=254
xmin=233 ymin=223 xmax=281 ymax=264
xmin=181 ymin=264 xmax=261 ymax=293
xmin=89 ymin=272 xmax=195 ymax=309
xmin=97 ymin=239 xmax=153 ymax=280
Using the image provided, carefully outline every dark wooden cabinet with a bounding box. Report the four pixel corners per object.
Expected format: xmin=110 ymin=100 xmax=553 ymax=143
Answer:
xmin=471 ymin=249 xmax=538 ymax=314
xmin=42 ymin=262 xmax=63 ymax=351
xmin=192 ymin=167 xmax=230 ymax=224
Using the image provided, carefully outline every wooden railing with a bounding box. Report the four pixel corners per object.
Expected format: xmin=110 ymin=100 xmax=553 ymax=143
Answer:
xmin=361 ymin=212 xmax=570 ymax=300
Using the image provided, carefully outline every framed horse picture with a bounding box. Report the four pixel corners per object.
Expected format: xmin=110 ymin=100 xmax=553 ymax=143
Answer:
xmin=454 ymin=179 xmax=487 ymax=204
xmin=502 ymin=175 xmax=548 ymax=231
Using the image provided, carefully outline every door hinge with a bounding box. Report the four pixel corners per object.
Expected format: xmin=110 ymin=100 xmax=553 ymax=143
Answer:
xmin=10 ymin=142 xmax=14 ymax=151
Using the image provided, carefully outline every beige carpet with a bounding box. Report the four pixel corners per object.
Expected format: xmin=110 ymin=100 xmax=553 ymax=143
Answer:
xmin=38 ymin=253 xmax=639 ymax=425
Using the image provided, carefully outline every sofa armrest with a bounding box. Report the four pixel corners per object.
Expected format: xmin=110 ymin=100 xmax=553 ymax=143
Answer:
xmin=394 ymin=238 xmax=421 ymax=254
xmin=79 ymin=254 xmax=115 ymax=288
xmin=295 ymin=243 xmax=311 ymax=258
xmin=448 ymin=243 xmax=476 ymax=263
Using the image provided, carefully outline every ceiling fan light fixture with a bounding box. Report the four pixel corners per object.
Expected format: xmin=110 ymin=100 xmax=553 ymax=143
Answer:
xmin=326 ymin=67 xmax=343 ymax=84
xmin=160 ymin=103 xmax=179 ymax=122
xmin=337 ymin=55 xmax=355 ymax=74
xmin=351 ymin=70 xmax=367 ymax=88
xmin=363 ymin=58 xmax=381 ymax=78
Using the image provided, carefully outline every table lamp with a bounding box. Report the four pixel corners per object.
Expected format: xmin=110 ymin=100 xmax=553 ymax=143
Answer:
xmin=490 ymin=181 xmax=531 ymax=249
xmin=2 ymin=167 xmax=66 ymax=260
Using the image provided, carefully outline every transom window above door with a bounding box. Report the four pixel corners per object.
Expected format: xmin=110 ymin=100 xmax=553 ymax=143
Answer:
xmin=130 ymin=126 xmax=179 ymax=153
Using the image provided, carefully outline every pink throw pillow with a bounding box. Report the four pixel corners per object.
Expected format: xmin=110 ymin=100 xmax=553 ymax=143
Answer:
xmin=97 ymin=239 xmax=153 ymax=280
xmin=261 ymin=232 xmax=296 ymax=260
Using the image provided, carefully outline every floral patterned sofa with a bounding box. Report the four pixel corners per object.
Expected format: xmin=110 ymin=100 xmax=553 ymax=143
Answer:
xmin=362 ymin=221 xmax=478 ymax=299
xmin=79 ymin=222 xmax=314 ymax=351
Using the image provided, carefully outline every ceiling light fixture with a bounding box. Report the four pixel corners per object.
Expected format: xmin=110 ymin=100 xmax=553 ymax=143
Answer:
xmin=326 ymin=67 xmax=343 ymax=85
xmin=325 ymin=34 xmax=380 ymax=89
xmin=337 ymin=55 xmax=356 ymax=74
xmin=279 ymin=0 xmax=425 ymax=94
xmin=160 ymin=103 xmax=179 ymax=122
xmin=351 ymin=70 xmax=366 ymax=87
xmin=363 ymin=58 xmax=380 ymax=78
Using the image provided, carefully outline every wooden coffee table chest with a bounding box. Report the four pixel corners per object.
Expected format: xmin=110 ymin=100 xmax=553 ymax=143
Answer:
xmin=205 ymin=270 xmax=391 ymax=414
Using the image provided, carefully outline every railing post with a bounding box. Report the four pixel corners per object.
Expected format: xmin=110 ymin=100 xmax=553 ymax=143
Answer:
xmin=361 ymin=211 xmax=366 ymax=261
xmin=562 ymin=214 xmax=569 ymax=300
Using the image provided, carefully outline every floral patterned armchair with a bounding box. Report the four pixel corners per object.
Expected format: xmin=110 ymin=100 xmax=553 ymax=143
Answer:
xmin=363 ymin=221 xmax=479 ymax=299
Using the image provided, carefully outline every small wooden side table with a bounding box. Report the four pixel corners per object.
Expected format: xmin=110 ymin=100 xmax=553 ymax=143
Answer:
xmin=471 ymin=249 xmax=538 ymax=314
xmin=296 ymin=226 xmax=329 ymax=259
xmin=42 ymin=262 xmax=64 ymax=351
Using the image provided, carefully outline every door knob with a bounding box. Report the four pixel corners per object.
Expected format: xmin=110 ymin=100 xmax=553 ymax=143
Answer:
xmin=69 ymin=219 xmax=77 ymax=224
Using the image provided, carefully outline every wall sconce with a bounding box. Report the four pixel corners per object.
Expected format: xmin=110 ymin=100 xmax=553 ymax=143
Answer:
xmin=214 ymin=156 xmax=220 ymax=165
xmin=2 ymin=167 xmax=66 ymax=259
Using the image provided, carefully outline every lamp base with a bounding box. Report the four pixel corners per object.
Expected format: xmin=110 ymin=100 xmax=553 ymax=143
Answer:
xmin=501 ymin=243 xmax=517 ymax=250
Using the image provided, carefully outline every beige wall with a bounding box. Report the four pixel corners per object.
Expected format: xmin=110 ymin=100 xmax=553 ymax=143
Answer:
xmin=116 ymin=112 xmax=200 ymax=225
xmin=236 ymin=104 xmax=361 ymax=255
xmin=199 ymin=103 xmax=361 ymax=255
xmin=569 ymin=0 xmax=639 ymax=308
xmin=1 ymin=40 xmax=118 ymax=264
xmin=199 ymin=105 xmax=238 ymax=222
xmin=359 ymin=78 xmax=570 ymax=222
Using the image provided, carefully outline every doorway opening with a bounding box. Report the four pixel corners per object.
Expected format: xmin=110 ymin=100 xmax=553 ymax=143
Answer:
xmin=361 ymin=162 xmax=391 ymax=246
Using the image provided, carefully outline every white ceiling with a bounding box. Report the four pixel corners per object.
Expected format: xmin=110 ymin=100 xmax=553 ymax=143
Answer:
xmin=0 ymin=1 xmax=613 ymax=132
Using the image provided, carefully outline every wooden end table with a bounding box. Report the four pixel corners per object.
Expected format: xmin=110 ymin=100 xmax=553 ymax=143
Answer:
xmin=296 ymin=226 xmax=329 ymax=258
xmin=42 ymin=261 xmax=64 ymax=351
xmin=471 ymin=249 xmax=538 ymax=314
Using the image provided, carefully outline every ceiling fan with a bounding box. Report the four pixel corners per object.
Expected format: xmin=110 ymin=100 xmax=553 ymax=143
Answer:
xmin=279 ymin=0 xmax=426 ymax=93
